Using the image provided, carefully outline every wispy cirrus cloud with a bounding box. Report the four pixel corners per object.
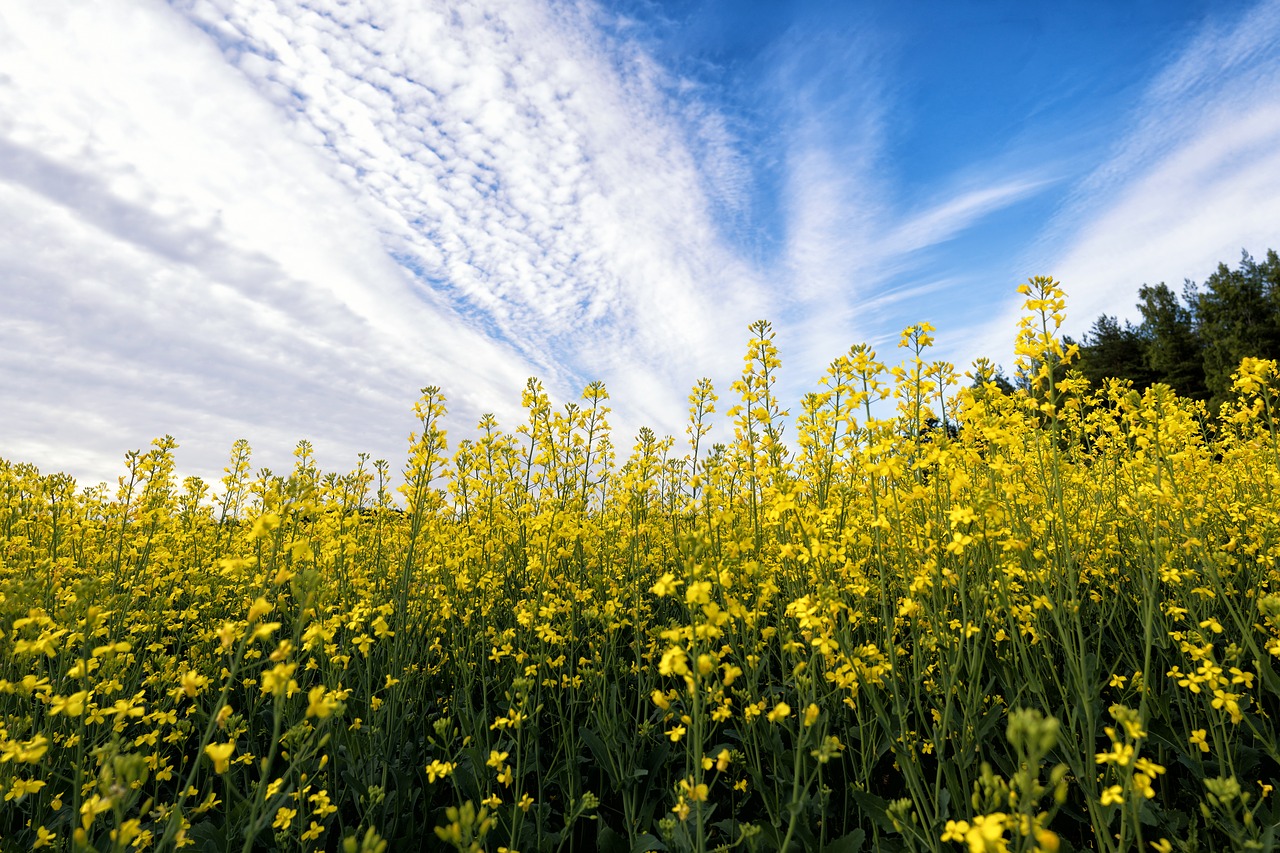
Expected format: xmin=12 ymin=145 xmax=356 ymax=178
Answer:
xmin=0 ymin=0 xmax=769 ymax=484
xmin=6 ymin=0 xmax=1274 ymax=487
xmin=173 ymin=0 xmax=771 ymax=406
xmin=963 ymin=0 xmax=1280 ymax=369
xmin=0 ymin=1 xmax=557 ymax=486
xmin=764 ymin=23 xmax=1056 ymax=383
xmin=884 ymin=178 xmax=1056 ymax=259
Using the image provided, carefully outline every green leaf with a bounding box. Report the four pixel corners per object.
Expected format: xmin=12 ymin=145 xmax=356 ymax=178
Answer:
xmin=596 ymin=822 xmax=630 ymax=853
xmin=579 ymin=726 xmax=620 ymax=789
xmin=824 ymin=828 xmax=866 ymax=853
xmin=849 ymin=789 xmax=896 ymax=834
xmin=1255 ymin=652 xmax=1280 ymax=696
xmin=629 ymin=833 xmax=668 ymax=852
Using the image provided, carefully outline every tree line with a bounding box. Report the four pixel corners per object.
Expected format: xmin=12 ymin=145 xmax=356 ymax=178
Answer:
xmin=1040 ymin=248 xmax=1279 ymax=411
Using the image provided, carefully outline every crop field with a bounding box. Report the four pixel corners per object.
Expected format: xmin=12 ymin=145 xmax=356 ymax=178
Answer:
xmin=2 ymin=278 xmax=1278 ymax=852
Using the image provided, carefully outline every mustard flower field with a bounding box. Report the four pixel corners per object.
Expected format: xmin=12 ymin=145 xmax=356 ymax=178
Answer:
xmin=2 ymin=278 xmax=1279 ymax=852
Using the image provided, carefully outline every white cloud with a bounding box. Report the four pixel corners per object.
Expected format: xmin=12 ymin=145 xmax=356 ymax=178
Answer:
xmin=884 ymin=178 xmax=1054 ymax=258
xmin=12 ymin=0 xmax=1262 ymax=487
xmin=0 ymin=0 xmax=773 ymax=486
xmin=960 ymin=0 xmax=1280 ymax=370
xmin=0 ymin=1 xmax=556 ymax=485
xmin=176 ymin=0 xmax=772 ymax=401
xmin=767 ymin=26 xmax=1055 ymax=391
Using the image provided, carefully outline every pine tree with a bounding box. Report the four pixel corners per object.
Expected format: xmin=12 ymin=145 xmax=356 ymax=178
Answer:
xmin=1193 ymin=249 xmax=1280 ymax=405
xmin=1135 ymin=282 xmax=1208 ymax=400
xmin=1076 ymin=314 xmax=1155 ymax=391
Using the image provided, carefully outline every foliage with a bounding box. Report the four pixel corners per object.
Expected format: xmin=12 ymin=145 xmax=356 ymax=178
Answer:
xmin=1075 ymin=249 xmax=1280 ymax=410
xmin=1194 ymin=250 xmax=1280 ymax=405
xmin=2 ymin=278 xmax=1280 ymax=852
xmin=1072 ymin=315 xmax=1154 ymax=393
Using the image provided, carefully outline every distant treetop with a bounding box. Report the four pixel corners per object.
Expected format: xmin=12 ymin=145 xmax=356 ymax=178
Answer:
xmin=1072 ymin=248 xmax=1280 ymax=410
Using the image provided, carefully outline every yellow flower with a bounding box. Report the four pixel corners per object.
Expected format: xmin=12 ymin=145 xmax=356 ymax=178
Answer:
xmin=803 ymin=703 xmax=820 ymax=727
xmin=247 ymin=597 xmax=273 ymax=623
xmin=651 ymin=573 xmax=681 ymax=597
xmin=110 ymin=818 xmax=145 ymax=847
xmin=1 ymin=733 xmax=49 ymax=763
xmin=425 ymin=760 xmax=456 ymax=783
xmin=4 ymin=777 xmax=46 ymax=801
xmin=964 ymin=813 xmax=1007 ymax=853
xmin=667 ymin=725 xmax=686 ymax=742
xmin=1211 ymin=689 xmax=1243 ymax=724
xmin=80 ymin=794 xmax=112 ymax=829
xmin=1229 ymin=667 xmax=1254 ymax=688
xmin=288 ymin=539 xmax=312 ymax=562
xmin=309 ymin=788 xmax=338 ymax=818
xmin=1100 ymin=785 xmax=1124 ymax=806
xmin=306 ymin=686 xmax=338 ymax=719
xmin=1095 ymin=742 xmax=1134 ymax=766
xmin=250 ymin=512 xmax=281 ymax=540
xmin=49 ymin=690 xmax=89 ymax=717
xmin=766 ymin=702 xmax=791 ymax=723
xmin=269 ymin=639 xmax=293 ymax=662
xmin=1133 ymin=772 xmax=1157 ymax=799
xmin=659 ymin=647 xmax=689 ymax=677
xmin=217 ymin=622 xmax=238 ymax=651
xmin=272 ymin=806 xmax=297 ymax=831
xmin=685 ymin=581 xmax=712 ymax=606
xmin=679 ymin=778 xmax=710 ymax=802
xmin=253 ymin=621 xmax=281 ymax=641
xmin=204 ymin=741 xmax=235 ymax=774
xmin=1035 ymin=828 xmax=1060 ymax=852
xmin=33 ymin=826 xmax=55 ymax=849
xmin=260 ymin=663 xmax=297 ymax=697
xmin=715 ymin=749 xmax=731 ymax=772
xmin=1135 ymin=757 xmax=1166 ymax=777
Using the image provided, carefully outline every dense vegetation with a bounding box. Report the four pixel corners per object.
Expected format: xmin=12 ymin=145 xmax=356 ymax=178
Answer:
xmin=1 ymin=277 xmax=1279 ymax=852
xmin=1071 ymin=249 xmax=1280 ymax=411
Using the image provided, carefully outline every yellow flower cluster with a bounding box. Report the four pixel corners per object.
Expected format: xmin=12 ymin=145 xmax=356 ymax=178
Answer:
xmin=2 ymin=279 xmax=1278 ymax=851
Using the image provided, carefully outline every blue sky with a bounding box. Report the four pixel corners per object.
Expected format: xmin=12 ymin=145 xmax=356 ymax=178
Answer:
xmin=3 ymin=0 xmax=1280 ymax=486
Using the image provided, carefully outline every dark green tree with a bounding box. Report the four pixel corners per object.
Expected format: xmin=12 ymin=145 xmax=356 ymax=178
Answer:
xmin=1192 ymin=249 xmax=1280 ymax=404
xmin=1076 ymin=314 xmax=1155 ymax=391
xmin=1134 ymin=282 xmax=1208 ymax=400
xmin=1067 ymin=249 xmax=1280 ymax=408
